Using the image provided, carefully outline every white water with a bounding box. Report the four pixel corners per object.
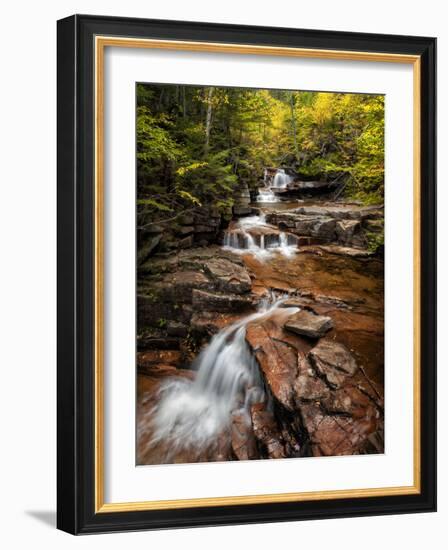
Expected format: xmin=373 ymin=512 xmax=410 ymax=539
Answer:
xmin=223 ymin=215 xmax=298 ymax=259
xmin=147 ymin=297 xmax=299 ymax=459
xmin=256 ymin=188 xmax=280 ymax=203
xmin=272 ymin=168 xmax=293 ymax=189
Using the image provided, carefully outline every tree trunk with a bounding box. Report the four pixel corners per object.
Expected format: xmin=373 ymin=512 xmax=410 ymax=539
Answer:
xmin=289 ymin=93 xmax=299 ymax=160
xmin=204 ymin=87 xmax=214 ymax=155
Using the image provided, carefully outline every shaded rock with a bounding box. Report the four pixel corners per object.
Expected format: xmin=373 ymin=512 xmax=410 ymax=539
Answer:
xmin=335 ymin=219 xmax=362 ymax=246
xmin=161 ymin=270 xmax=212 ymax=302
xmin=178 ymin=235 xmax=194 ymax=248
xmin=285 ymin=309 xmax=333 ymax=339
xmin=294 ymin=216 xmax=336 ymax=241
xmin=137 ymin=234 xmax=162 ymax=265
xmin=309 ymin=340 xmax=358 ymax=388
xmin=190 ymin=311 xmax=243 ymax=336
xmin=231 ymin=411 xmax=258 ymax=460
xmin=204 ymin=257 xmax=252 ymax=294
xmin=294 ymin=204 xmax=383 ymax=220
xmin=192 ymin=289 xmax=254 ymax=312
xmin=137 ymin=333 xmax=182 ymax=351
xmin=364 ymin=218 xmax=384 ymax=232
xmin=251 ymin=402 xmax=286 ymax=459
xmin=233 ymin=182 xmax=251 ymax=206
xmin=194 ymin=224 xmax=217 ymax=233
xmin=142 ymin=223 xmax=164 ymax=235
xmin=179 ymin=214 xmax=194 ymax=225
xmin=166 ymin=321 xmax=188 ymax=338
xmin=178 ymin=225 xmax=194 ymax=236
xmin=233 ymin=206 xmax=253 ymax=216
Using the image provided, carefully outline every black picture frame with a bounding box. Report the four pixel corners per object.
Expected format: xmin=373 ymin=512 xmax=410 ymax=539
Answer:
xmin=57 ymin=14 xmax=436 ymax=534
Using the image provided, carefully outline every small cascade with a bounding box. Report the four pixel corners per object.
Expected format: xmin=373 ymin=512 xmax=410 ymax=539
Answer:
xmin=256 ymin=188 xmax=280 ymax=203
xmin=223 ymin=214 xmax=298 ymax=259
xmin=272 ymin=168 xmax=293 ymax=189
xmin=146 ymin=297 xmax=299 ymax=460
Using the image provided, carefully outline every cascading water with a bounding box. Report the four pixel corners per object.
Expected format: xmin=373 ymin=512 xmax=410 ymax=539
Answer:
xmin=145 ymin=297 xmax=299 ymax=460
xmin=223 ymin=214 xmax=298 ymax=259
xmin=272 ymin=168 xmax=293 ymax=189
xmin=256 ymin=188 xmax=280 ymax=203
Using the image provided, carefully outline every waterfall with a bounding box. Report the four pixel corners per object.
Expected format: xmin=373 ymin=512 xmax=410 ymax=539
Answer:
xmin=256 ymin=188 xmax=280 ymax=203
xmin=223 ymin=215 xmax=298 ymax=259
xmin=146 ymin=297 xmax=299 ymax=460
xmin=272 ymin=168 xmax=293 ymax=189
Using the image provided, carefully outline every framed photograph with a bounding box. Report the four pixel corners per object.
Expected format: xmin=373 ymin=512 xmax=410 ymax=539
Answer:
xmin=57 ymin=14 xmax=436 ymax=534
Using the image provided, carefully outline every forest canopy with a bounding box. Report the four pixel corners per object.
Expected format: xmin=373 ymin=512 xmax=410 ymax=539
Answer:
xmin=136 ymin=84 xmax=384 ymax=223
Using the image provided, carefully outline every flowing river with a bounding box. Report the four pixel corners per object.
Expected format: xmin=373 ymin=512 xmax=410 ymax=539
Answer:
xmin=138 ymin=198 xmax=384 ymax=464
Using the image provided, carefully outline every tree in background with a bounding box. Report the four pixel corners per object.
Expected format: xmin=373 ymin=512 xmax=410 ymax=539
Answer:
xmin=136 ymin=84 xmax=384 ymax=227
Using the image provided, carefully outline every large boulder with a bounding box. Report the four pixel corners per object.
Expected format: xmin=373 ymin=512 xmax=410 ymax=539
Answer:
xmin=245 ymin=315 xmax=310 ymax=410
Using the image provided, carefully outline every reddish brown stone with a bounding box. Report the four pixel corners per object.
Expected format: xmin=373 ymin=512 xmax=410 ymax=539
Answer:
xmin=251 ymin=403 xmax=286 ymax=459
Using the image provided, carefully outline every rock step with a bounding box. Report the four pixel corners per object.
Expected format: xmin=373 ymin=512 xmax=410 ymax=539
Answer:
xmin=192 ymin=289 xmax=254 ymax=312
xmin=284 ymin=309 xmax=333 ymax=339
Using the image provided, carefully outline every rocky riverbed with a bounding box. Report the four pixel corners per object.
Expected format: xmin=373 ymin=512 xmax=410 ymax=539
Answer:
xmin=137 ymin=200 xmax=384 ymax=464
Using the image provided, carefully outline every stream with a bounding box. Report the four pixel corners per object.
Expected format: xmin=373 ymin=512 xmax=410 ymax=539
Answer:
xmin=137 ymin=198 xmax=384 ymax=464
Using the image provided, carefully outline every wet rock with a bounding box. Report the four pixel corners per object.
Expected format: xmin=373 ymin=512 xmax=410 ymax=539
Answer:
xmin=137 ymin=365 xmax=195 ymax=392
xmin=309 ymin=340 xmax=358 ymax=388
xmin=251 ymin=402 xmax=286 ymax=459
xmin=245 ymin=316 xmax=309 ymax=410
xmin=192 ymin=289 xmax=254 ymax=312
xmin=285 ymin=309 xmax=333 ymax=339
xmin=294 ymin=352 xmax=329 ymax=401
xmin=231 ymin=411 xmax=259 ymax=460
